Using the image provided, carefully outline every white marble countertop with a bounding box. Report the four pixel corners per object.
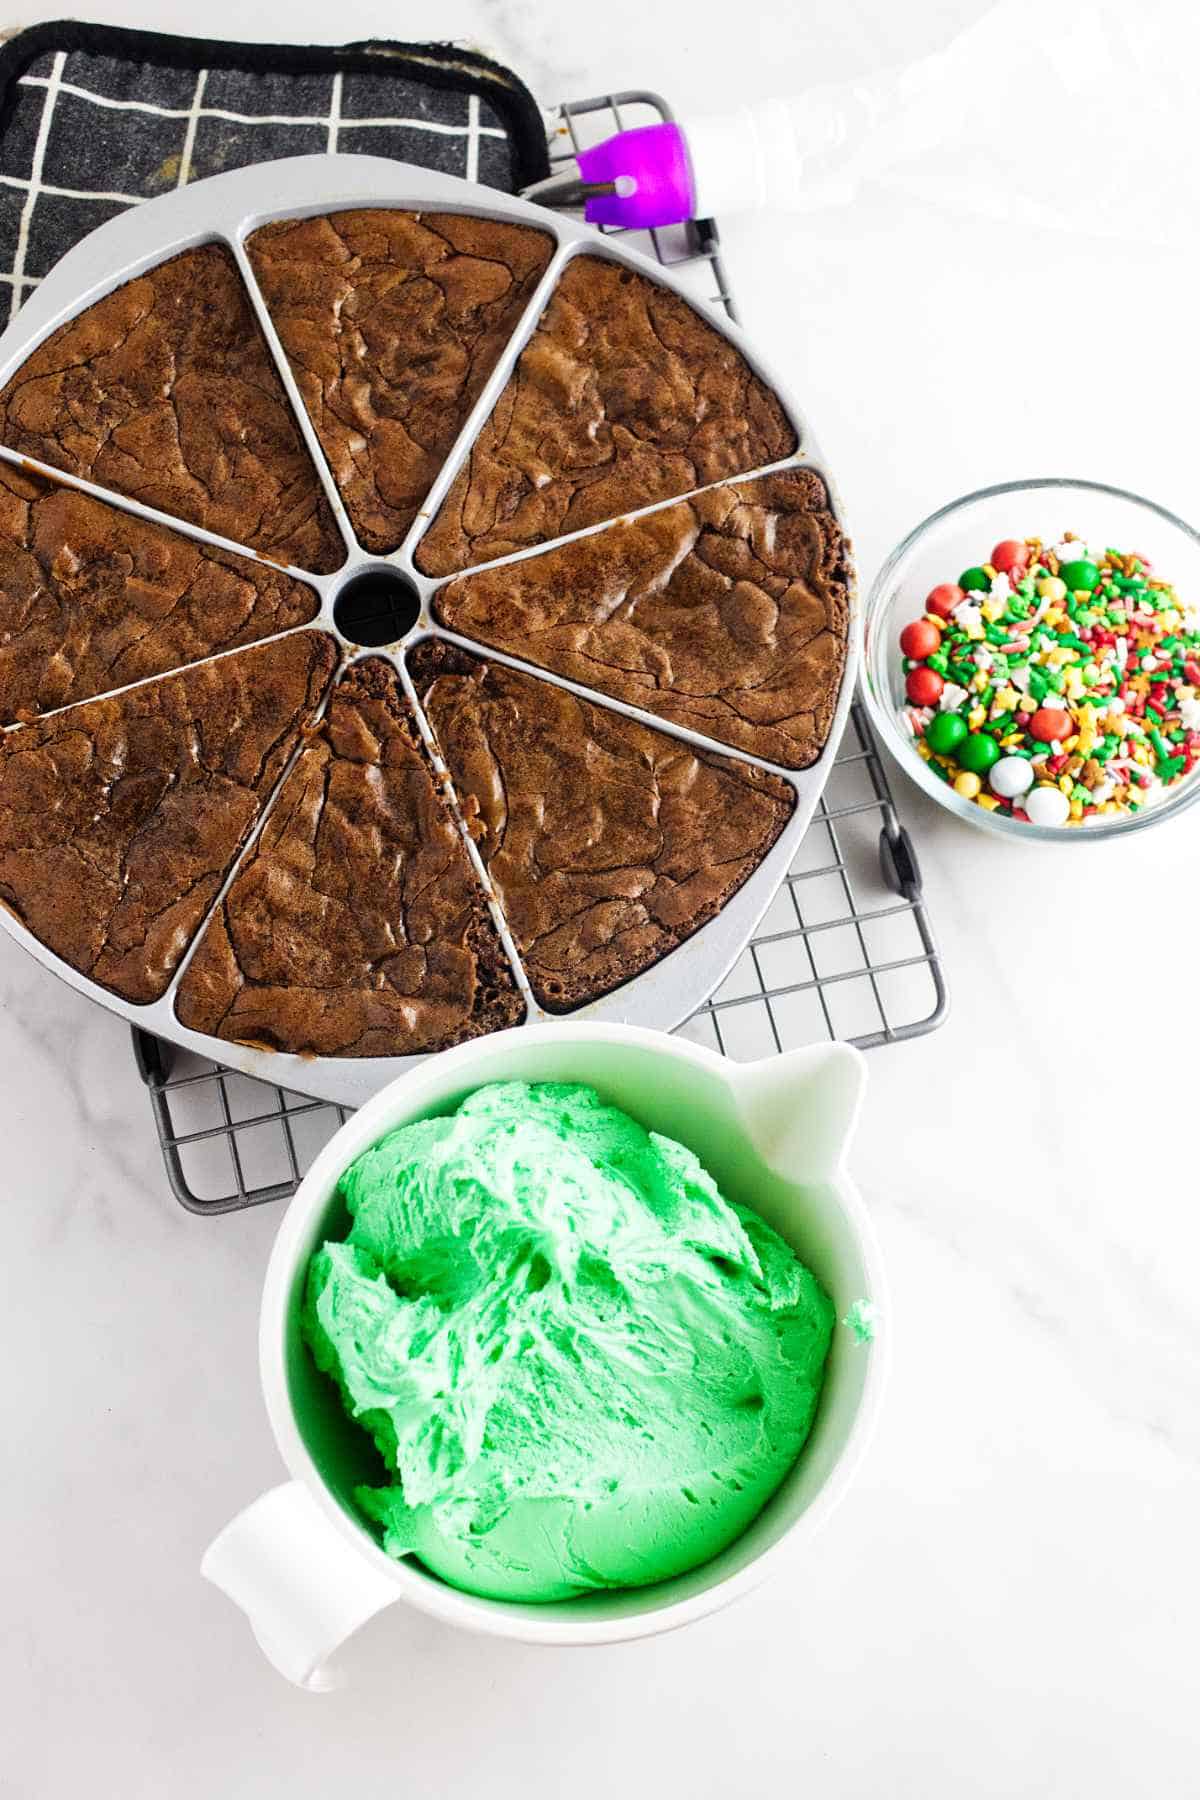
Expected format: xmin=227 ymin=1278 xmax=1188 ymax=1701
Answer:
xmin=4 ymin=0 xmax=1198 ymax=1793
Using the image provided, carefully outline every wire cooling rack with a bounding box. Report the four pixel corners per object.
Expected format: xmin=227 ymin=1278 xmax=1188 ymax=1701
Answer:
xmin=131 ymin=88 xmax=947 ymax=1214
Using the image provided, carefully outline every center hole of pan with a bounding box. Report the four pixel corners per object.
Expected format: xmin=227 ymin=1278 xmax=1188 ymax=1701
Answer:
xmin=332 ymin=567 xmax=421 ymax=646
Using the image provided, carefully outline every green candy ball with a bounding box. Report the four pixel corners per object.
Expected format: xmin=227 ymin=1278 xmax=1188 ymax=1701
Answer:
xmin=957 ymin=731 xmax=1001 ymax=774
xmin=1059 ymin=558 xmax=1098 ymax=593
xmin=959 ymin=567 xmax=991 ymax=592
xmin=925 ymin=712 xmax=968 ymax=755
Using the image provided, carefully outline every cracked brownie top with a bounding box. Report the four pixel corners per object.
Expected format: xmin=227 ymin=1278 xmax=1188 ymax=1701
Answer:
xmin=0 ymin=244 xmax=344 ymax=574
xmin=175 ymin=656 xmax=524 ymax=1057
xmin=409 ymin=639 xmax=795 ymax=1011
xmin=414 ymin=253 xmax=797 ymax=577
xmin=435 ymin=468 xmax=850 ymax=768
xmin=0 ymin=461 xmax=320 ymax=723
xmin=247 ymin=210 xmax=553 ymax=557
xmin=0 ymin=629 xmax=337 ymax=1003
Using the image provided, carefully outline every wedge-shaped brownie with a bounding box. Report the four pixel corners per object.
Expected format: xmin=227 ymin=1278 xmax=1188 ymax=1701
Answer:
xmin=415 ymin=254 xmax=796 ymax=576
xmin=436 ymin=468 xmax=849 ymax=768
xmin=247 ymin=211 xmax=553 ymax=555
xmin=0 ymin=630 xmax=338 ymax=1003
xmin=0 ymin=461 xmax=320 ymax=723
xmin=409 ymin=642 xmax=794 ymax=1011
xmin=0 ymin=245 xmax=343 ymax=572
xmin=176 ymin=657 xmax=523 ymax=1056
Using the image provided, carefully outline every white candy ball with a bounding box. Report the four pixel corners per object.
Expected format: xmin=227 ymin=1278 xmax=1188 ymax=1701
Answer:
xmin=988 ymin=755 xmax=1035 ymax=799
xmin=1023 ymin=784 xmax=1071 ymax=827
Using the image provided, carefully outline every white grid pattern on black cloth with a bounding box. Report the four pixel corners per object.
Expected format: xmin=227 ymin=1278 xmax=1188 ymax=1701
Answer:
xmin=0 ymin=45 xmax=518 ymax=319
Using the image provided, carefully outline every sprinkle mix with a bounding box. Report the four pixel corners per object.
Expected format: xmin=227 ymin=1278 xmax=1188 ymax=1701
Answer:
xmin=898 ymin=535 xmax=1200 ymax=826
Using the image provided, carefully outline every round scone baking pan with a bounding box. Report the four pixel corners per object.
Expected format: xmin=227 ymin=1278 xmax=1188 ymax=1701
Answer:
xmin=0 ymin=154 xmax=857 ymax=1106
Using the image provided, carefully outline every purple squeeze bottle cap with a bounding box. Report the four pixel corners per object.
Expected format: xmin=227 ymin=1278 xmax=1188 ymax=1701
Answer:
xmin=522 ymin=110 xmax=787 ymax=228
xmin=576 ymin=121 xmax=697 ymax=229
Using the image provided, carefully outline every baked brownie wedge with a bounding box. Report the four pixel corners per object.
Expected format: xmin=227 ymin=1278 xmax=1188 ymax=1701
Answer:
xmin=436 ymin=468 xmax=850 ymax=768
xmin=176 ymin=657 xmax=523 ymax=1057
xmin=409 ymin=640 xmax=794 ymax=1011
xmin=0 ymin=461 xmax=319 ymax=723
xmin=0 ymin=630 xmax=338 ymax=1003
xmin=247 ymin=211 xmax=553 ymax=555
xmin=415 ymin=254 xmax=796 ymax=576
xmin=0 ymin=245 xmax=344 ymax=573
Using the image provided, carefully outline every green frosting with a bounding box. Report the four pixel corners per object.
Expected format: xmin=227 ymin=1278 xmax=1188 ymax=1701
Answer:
xmin=303 ymin=1081 xmax=834 ymax=1602
xmin=843 ymin=1299 xmax=878 ymax=1344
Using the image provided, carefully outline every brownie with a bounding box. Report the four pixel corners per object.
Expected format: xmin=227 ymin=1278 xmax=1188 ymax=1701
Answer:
xmin=436 ymin=468 xmax=850 ymax=769
xmin=0 ymin=629 xmax=338 ymax=1003
xmin=409 ymin=640 xmax=795 ymax=1011
xmin=247 ymin=210 xmax=554 ymax=556
xmin=414 ymin=254 xmax=797 ymax=576
xmin=0 ymin=461 xmax=320 ymax=723
xmin=0 ymin=244 xmax=344 ymax=573
xmin=175 ymin=656 xmax=524 ymax=1056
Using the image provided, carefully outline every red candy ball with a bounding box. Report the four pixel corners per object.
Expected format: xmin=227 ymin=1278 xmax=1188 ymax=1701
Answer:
xmin=899 ymin=619 xmax=940 ymax=659
xmin=926 ymin=583 xmax=963 ymax=618
xmin=1029 ymin=707 xmax=1072 ymax=743
xmin=906 ymin=667 xmax=944 ymax=706
xmin=991 ymin=539 xmax=1027 ymax=575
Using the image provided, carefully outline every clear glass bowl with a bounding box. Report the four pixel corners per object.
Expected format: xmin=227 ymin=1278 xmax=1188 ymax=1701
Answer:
xmin=862 ymin=478 xmax=1200 ymax=842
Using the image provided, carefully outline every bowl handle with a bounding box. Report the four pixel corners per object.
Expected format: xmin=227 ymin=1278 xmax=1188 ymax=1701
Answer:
xmin=201 ymin=1482 xmax=398 ymax=1690
xmin=732 ymin=1041 xmax=867 ymax=1183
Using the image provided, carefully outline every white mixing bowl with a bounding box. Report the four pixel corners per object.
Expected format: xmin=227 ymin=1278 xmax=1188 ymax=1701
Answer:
xmin=203 ymin=1023 xmax=887 ymax=1688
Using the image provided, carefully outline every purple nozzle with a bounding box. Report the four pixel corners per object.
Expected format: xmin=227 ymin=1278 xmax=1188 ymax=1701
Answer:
xmin=577 ymin=121 xmax=696 ymax=229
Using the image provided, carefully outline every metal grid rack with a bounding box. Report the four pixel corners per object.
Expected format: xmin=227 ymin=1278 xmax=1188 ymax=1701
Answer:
xmin=132 ymin=88 xmax=947 ymax=1214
